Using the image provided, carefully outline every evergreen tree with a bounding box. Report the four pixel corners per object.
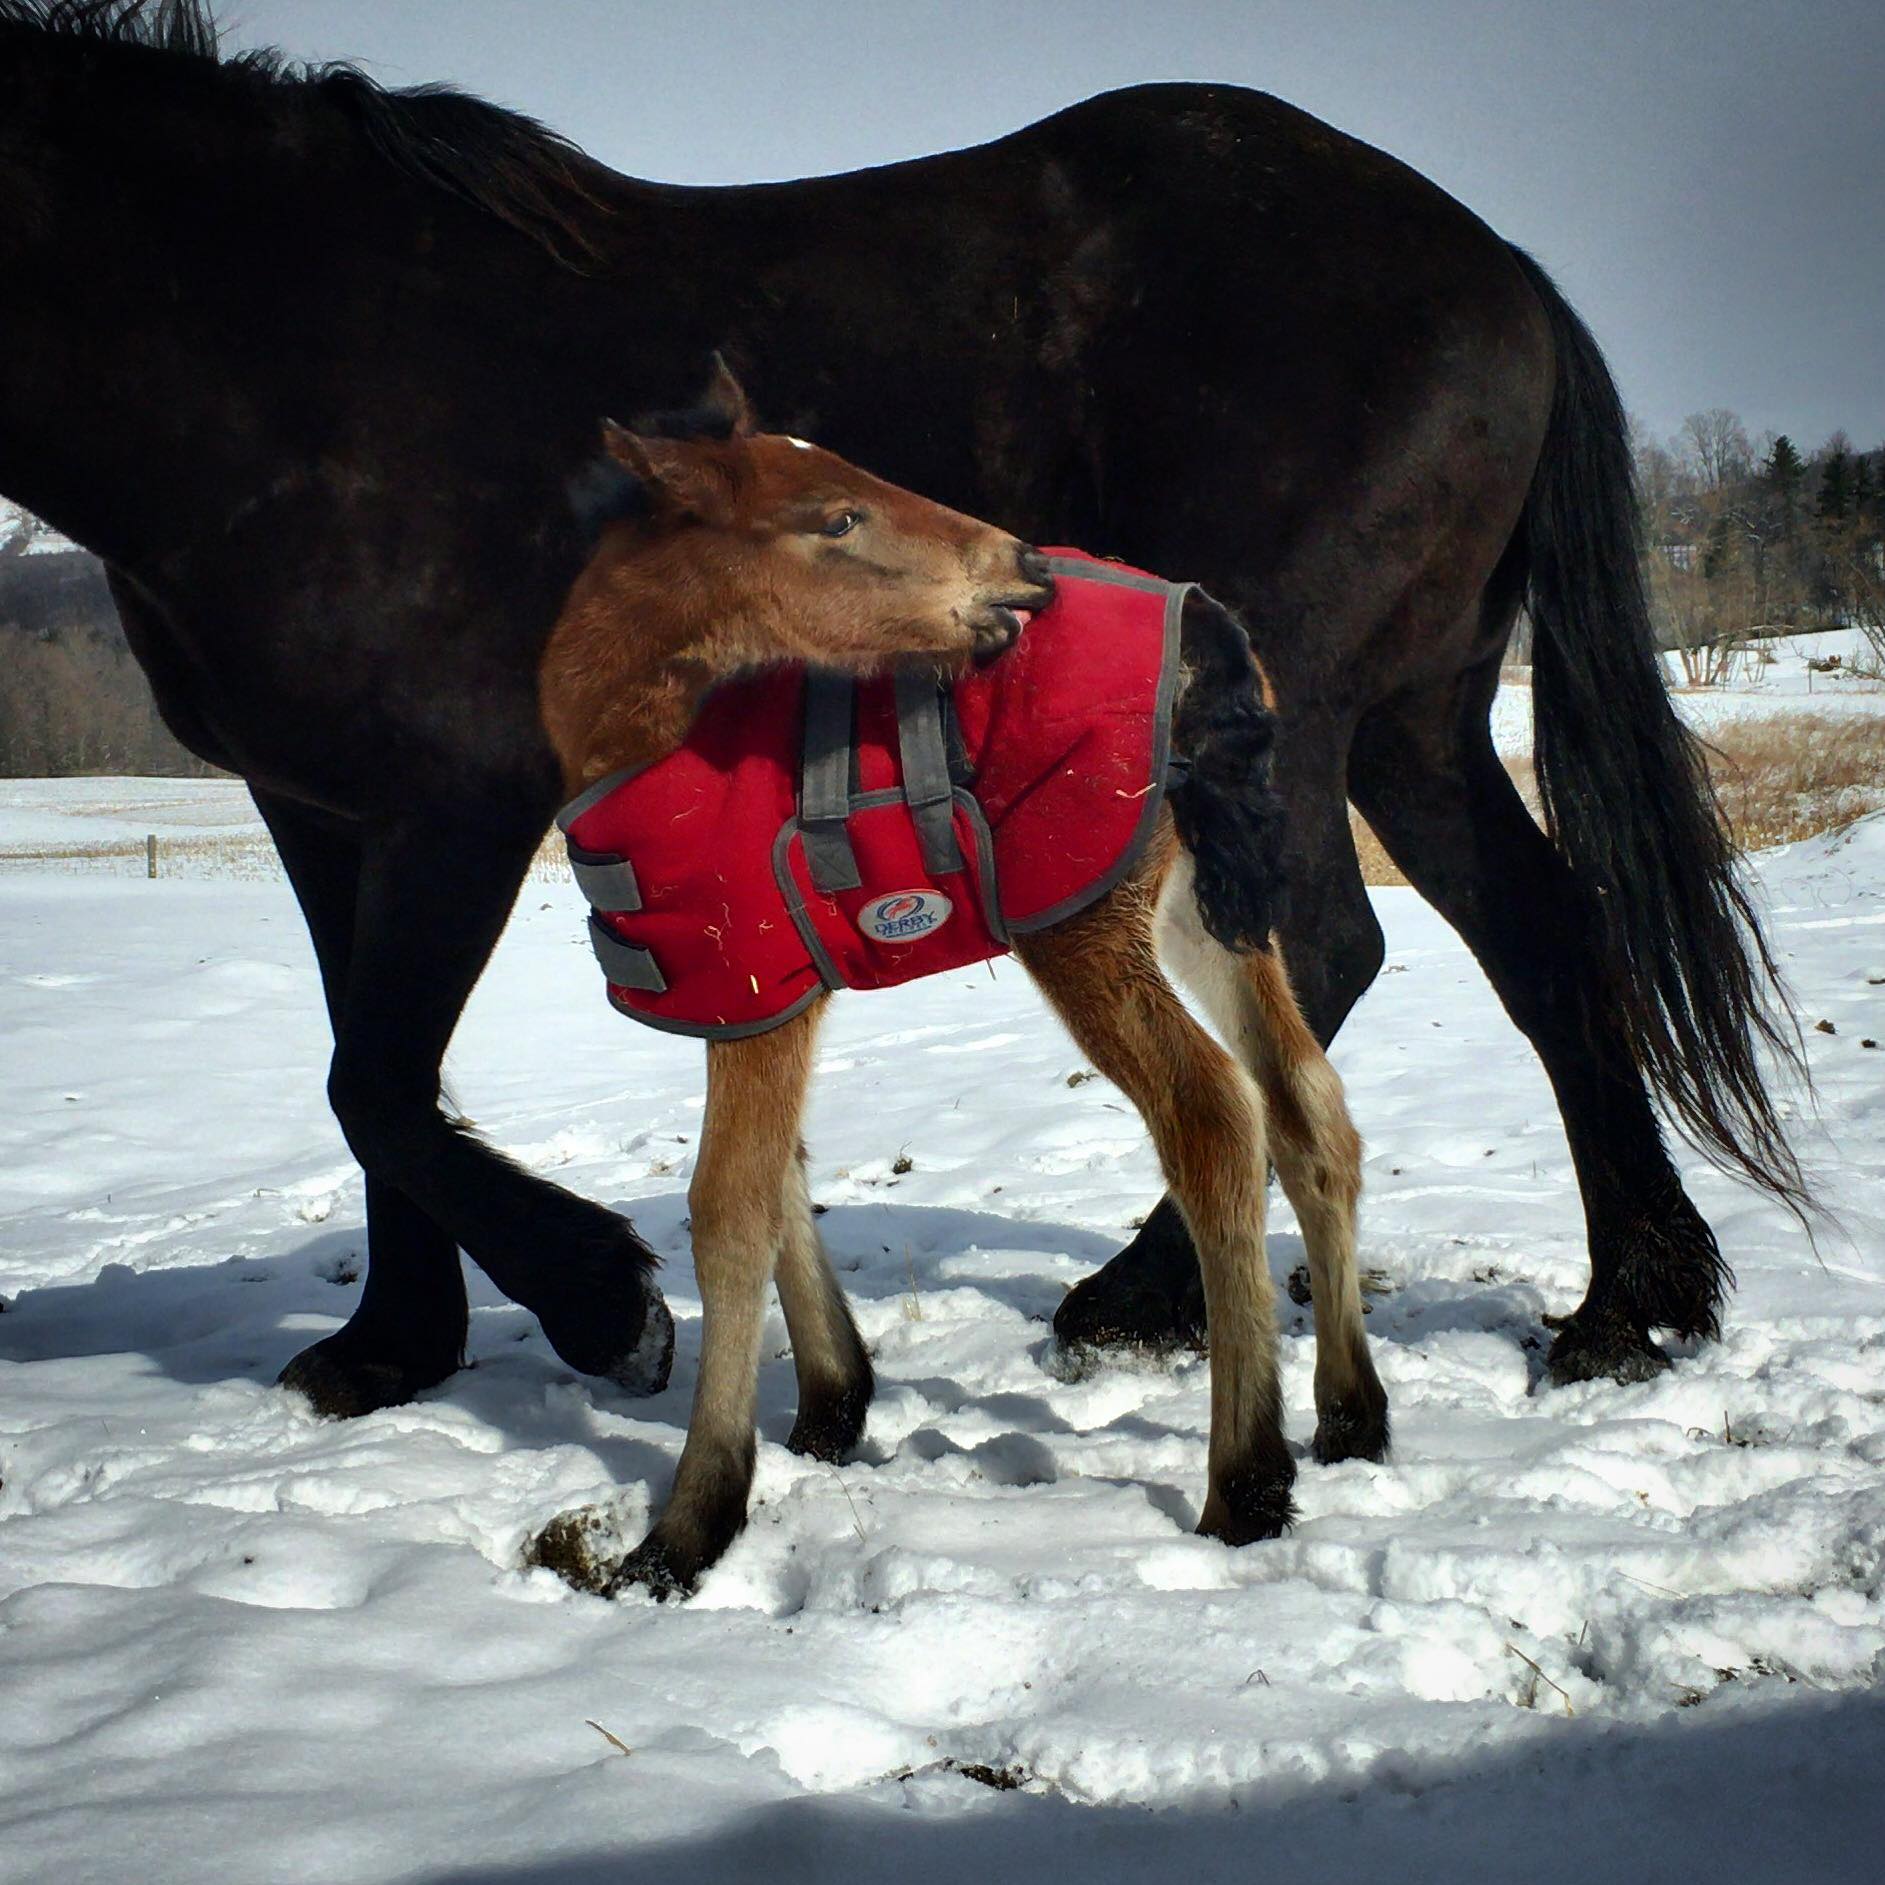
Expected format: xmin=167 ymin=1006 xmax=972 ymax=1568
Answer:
xmin=1765 ymin=433 xmax=1803 ymax=497
xmin=1765 ymin=434 xmax=1804 ymax=542
xmin=1851 ymin=452 xmax=1877 ymax=521
xmin=1817 ymin=445 xmax=1853 ymax=524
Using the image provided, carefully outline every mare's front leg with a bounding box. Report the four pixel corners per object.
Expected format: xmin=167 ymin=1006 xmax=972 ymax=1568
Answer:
xmin=321 ymin=801 xmax=672 ymax=1400
xmin=254 ymin=789 xmax=468 ymax=1415
xmin=1018 ymin=883 xmax=1296 ymax=1543
xmin=614 ymin=1014 xmax=819 ymax=1598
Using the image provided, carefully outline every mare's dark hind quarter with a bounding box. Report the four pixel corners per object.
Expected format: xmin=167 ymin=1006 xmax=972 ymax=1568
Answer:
xmin=0 ymin=2 xmax=1802 ymax=1411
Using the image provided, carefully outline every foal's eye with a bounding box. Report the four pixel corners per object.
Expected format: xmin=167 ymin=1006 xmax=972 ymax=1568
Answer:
xmin=820 ymin=509 xmax=863 ymax=539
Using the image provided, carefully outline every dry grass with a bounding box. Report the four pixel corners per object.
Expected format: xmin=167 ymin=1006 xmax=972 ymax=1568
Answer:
xmin=1701 ymin=715 xmax=1885 ymax=850
xmin=0 ymin=831 xmax=282 ymax=879
xmin=1351 ymin=712 xmax=1885 ymax=887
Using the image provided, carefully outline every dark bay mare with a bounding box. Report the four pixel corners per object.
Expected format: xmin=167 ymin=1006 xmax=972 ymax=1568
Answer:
xmin=0 ymin=1 xmax=1804 ymax=1419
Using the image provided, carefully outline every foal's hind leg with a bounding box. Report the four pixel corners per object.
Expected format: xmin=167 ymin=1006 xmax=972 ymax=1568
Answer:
xmin=776 ymin=1150 xmax=875 ymax=1463
xmin=1350 ymin=669 xmax=1727 ymax=1384
xmin=1054 ymin=731 xmax=1384 ymax=1360
xmin=1018 ymin=885 xmax=1295 ymax=1542
xmin=615 ymin=1011 xmax=820 ymax=1598
xmin=1157 ymin=864 xmax=1388 ymax=1463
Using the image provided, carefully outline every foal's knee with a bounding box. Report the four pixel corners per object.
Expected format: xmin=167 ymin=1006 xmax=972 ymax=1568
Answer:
xmin=686 ymin=1185 xmax=783 ymax=1273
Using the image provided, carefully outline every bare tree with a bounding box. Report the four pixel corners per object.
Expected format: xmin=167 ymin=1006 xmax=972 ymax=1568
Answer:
xmin=1680 ymin=408 xmax=1752 ymax=491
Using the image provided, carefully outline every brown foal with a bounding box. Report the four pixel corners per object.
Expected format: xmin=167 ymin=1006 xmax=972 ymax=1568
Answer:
xmin=536 ymin=364 xmax=1386 ymax=1598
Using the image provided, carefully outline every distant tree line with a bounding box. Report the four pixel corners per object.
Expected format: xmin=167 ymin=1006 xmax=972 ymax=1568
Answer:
xmin=6 ymin=408 xmax=1883 ymax=778
xmin=1632 ymin=411 xmax=1885 ymax=667
xmin=0 ymin=510 xmax=217 ymax=777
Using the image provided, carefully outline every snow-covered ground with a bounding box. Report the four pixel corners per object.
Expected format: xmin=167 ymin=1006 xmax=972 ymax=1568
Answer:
xmin=1490 ymin=626 xmax=1885 ymax=755
xmin=0 ymin=497 xmax=71 ymax=555
xmin=4 ymin=767 xmax=1885 ymax=1878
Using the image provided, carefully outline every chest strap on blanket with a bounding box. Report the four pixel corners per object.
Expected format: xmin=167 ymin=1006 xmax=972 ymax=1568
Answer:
xmin=893 ymin=669 xmax=966 ymax=876
xmin=800 ymin=669 xmax=862 ymax=893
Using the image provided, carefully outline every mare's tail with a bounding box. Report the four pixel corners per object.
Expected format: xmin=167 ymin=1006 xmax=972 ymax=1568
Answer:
xmin=1505 ymin=244 xmax=1808 ymax=1218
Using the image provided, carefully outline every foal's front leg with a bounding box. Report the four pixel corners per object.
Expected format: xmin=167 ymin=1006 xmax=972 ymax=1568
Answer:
xmin=613 ymin=1013 xmax=819 ymax=1599
xmin=777 ymin=1149 xmax=876 ymax=1462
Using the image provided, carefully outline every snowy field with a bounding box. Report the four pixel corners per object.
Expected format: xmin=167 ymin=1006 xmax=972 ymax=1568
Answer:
xmin=4 ymin=727 xmax=1885 ymax=1878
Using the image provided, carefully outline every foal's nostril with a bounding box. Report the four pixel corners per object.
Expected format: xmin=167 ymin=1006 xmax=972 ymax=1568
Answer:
xmin=1016 ymin=544 xmax=1051 ymax=586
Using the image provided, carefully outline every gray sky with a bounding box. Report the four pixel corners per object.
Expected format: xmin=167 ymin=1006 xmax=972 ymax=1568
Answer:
xmin=231 ymin=0 xmax=1884 ymax=454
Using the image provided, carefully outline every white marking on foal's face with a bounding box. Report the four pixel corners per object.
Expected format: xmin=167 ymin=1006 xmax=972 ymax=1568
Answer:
xmin=785 ymin=437 xmax=815 ymax=451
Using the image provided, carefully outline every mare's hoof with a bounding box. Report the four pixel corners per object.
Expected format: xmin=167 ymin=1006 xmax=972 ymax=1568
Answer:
xmin=522 ymin=1502 xmax=633 ymax=1596
xmin=279 ymin=1334 xmax=459 ymax=1420
xmin=1596 ymin=1190 xmax=1732 ymax=1343
xmin=540 ymin=1271 xmax=675 ymax=1398
xmin=1543 ymin=1307 xmax=1671 ymax=1387
xmin=606 ymin=1288 xmax=675 ymax=1396
xmin=1051 ymin=1246 xmax=1207 ymax=1365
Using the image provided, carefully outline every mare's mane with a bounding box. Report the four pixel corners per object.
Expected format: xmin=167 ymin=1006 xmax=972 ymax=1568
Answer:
xmin=0 ymin=0 xmax=620 ymax=268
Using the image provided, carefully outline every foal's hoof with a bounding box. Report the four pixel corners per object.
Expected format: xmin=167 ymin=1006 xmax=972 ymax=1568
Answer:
xmin=279 ymin=1333 xmax=460 ymax=1420
xmin=1311 ymin=1382 xmax=1391 ymax=1466
xmin=1197 ymin=1447 xmax=1298 ymax=1545
xmin=786 ymin=1378 xmax=873 ymax=1464
xmin=608 ymin=1540 xmax=701 ymax=1604
xmin=1543 ymin=1307 xmax=1671 ymax=1387
xmin=1196 ymin=1483 xmax=1296 ymax=1546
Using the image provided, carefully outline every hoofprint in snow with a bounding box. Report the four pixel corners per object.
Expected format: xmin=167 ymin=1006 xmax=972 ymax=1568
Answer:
xmin=4 ymin=790 xmax=1885 ymax=1873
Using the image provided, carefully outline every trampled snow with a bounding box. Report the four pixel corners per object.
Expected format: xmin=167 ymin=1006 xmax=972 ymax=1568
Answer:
xmin=3 ymin=778 xmax=1884 ymax=1879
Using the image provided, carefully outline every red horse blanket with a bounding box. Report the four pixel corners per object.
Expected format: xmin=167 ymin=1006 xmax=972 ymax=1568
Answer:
xmin=557 ymin=549 xmax=1191 ymax=1038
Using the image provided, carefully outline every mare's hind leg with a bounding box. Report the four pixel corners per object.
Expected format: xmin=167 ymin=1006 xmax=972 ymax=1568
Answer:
xmin=1018 ymin=880 xmax=1295 ymax=1542
xmin=776 ymin=1149 xmax=875 ymax=1462
xmin=1156 ymin=863 xmax=1388 ymax=1462
xmin=1054 ymin=731 xmax=1383 ymax=1358
xmin=253 ymin=790 xmax=468 ymax=1416
xmin=1349 ymin=667 xmax=1727 ymax=1384
xmin=615 ymin=1013 xmax=820 ymax=1598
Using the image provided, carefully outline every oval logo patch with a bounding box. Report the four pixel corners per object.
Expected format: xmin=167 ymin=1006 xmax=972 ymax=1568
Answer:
xmin=857 ymin=890 xmax=953 ymax=943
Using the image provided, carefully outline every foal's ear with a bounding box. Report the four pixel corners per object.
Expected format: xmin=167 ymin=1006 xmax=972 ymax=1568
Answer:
xmin=602 ymin=417 xmax=666 ymax=483
xmin=599 ymin=418 xmax=724 ymax=521
xmin=700 ymin=353 xmax=757 ymax=438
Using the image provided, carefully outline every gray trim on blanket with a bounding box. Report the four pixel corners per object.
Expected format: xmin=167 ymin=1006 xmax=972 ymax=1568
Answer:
xmin=606 ymin=978 xmax=826 ymax=1041
xmin=800 ymin=668 xmax=862 ymax=893
xmin=587 ymin=915 xmax=667 ymax=992
xmin=893 ymin=668 xmax=965 ymax=877
xmin=557 ymin=759 xmax=654 ymax=832
xmin=1002 ymin=572 xmax=1190 ymax=935
xmin=567 ymin=848 xmax=642 ymax=912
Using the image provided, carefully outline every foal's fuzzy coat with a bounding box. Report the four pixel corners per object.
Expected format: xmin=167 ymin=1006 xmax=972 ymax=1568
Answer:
xmin=537 ymin=369 xmax=1386 ymax=1597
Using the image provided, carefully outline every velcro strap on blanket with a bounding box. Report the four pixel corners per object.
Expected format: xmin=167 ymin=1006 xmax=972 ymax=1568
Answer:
xmin=588 ymin=915 xmax=667 ymax=992
xmin=566 ymin=843 xmax=642 ymax=912
xmin=893 ymin=669 xmax=965 ymax=876
xmin=800 ymin=669 xmax=862 ymax=893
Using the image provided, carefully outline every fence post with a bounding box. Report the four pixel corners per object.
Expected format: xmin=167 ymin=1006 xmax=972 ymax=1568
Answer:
xmin=146 ymin=833 xmax=157 ymax=880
